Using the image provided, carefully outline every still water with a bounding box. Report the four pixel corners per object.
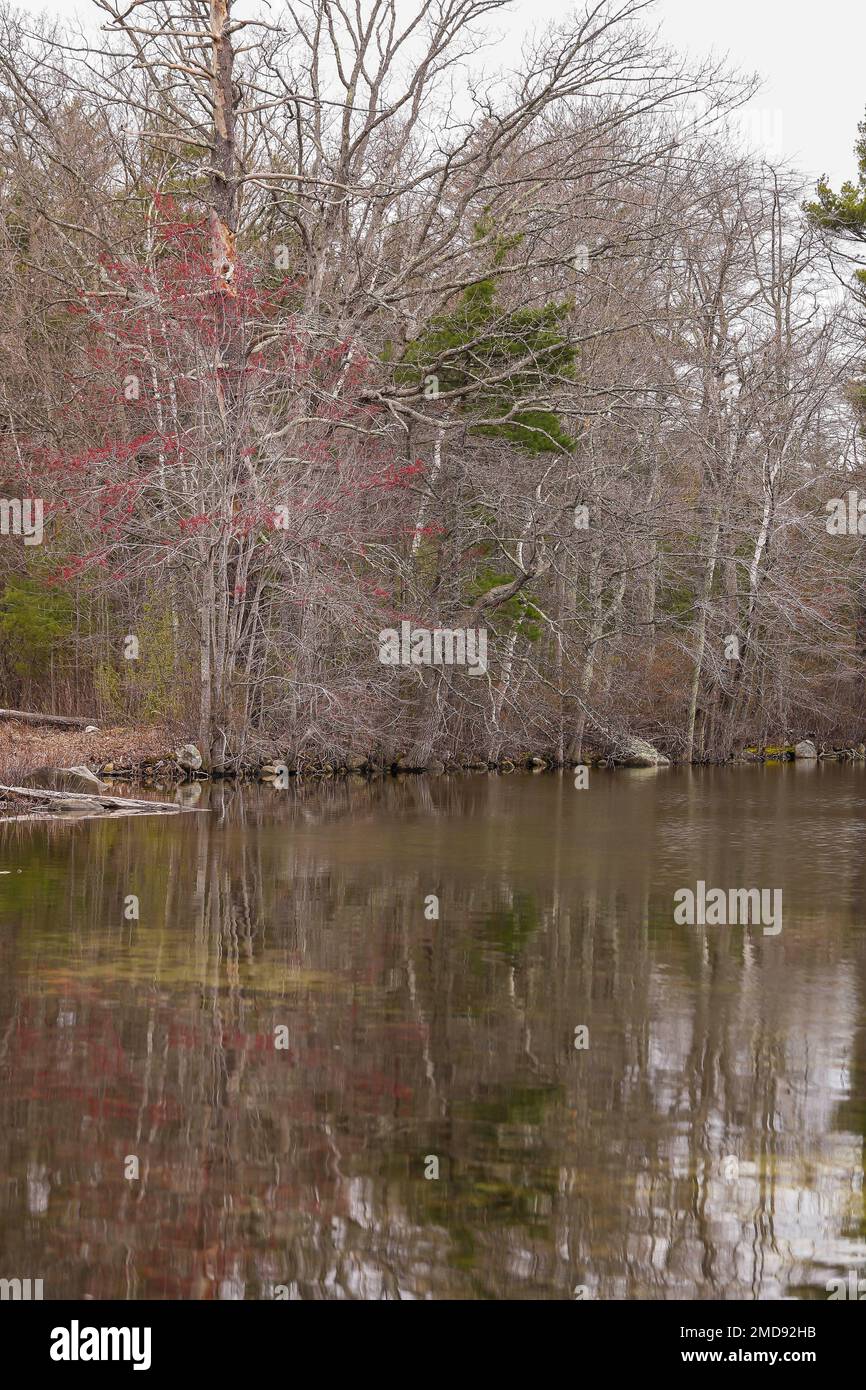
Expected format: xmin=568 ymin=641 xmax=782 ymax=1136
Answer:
xmin=1 ymin=765 xmax=865 ymax=1300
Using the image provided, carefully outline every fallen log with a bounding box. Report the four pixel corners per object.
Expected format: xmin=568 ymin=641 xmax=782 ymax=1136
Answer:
xmin=0 ymin=784 xmax=205 ymax=813
xmin=0 ymin=709 xmax=98 ymax=728
xmin=0 ymin=807 xmax=182 ymax=823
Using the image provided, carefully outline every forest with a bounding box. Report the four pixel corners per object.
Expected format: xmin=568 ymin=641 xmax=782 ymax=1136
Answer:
xmin=0 ymin=0 xmax=865 ymax=772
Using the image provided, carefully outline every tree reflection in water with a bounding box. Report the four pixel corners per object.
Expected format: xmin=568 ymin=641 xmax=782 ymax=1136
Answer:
xmin=0 ymin=767 xmax=864 ymax=1299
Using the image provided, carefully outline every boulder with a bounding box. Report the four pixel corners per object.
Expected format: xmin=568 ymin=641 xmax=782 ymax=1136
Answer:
xmin=175 ymin=743 xmax=203 ymax=771
xmin=22 ymin=765 xmax=108 ymax=794
xmin=175 ymin=782 xmax=202 ymax=805
xmin=794 ymin=739 xmax=818 ymax=760
xmin=618 ymin=737 xmax=670 ymax=767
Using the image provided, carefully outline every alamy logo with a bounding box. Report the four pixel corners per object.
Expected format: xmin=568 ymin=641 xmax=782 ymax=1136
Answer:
xmin=826 ymin=490 xmax=866 ymax=534
xmin=0 ymin=497 xmax=43 ymax=545
xmin=673 ymin=881 xmax=782 ymax=935
xmin=379 ymin=620 xmax=487 ymax=675
xmin=0 ymin=1276 xmax=43 ymax=1299
xmin=50 ymin=1321 xmax=152 ymax=1371
xmin=827 ymin=1270 xmax=866 ymax=1299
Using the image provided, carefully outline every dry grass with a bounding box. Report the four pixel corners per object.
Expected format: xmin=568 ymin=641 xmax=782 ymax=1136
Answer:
xmin=0 ymin=721 xmax=175 ymax=784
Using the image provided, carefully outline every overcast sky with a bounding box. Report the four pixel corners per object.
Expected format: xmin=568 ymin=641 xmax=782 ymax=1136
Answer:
xmin=33 ymin=0 xmax=866 ymax=191
xmin=641 ymin=0 xmax=866 ymax=189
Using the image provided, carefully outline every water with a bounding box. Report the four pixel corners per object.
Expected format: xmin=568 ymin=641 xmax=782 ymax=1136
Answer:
xmin=1 ymin=764 xmax=865 ymax=1300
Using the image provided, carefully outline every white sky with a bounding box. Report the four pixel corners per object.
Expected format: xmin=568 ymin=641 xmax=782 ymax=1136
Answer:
xmin=508 ymin=0 xmax=866 ymax=189
xmin=30 ymin=0 xmax=866 ymax=191
xmin=643 ymin=0 xmax=866 ymax=189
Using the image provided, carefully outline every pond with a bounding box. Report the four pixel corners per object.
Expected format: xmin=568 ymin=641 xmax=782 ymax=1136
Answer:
xmin=1 ymin=764 xmax=865 ymax=1299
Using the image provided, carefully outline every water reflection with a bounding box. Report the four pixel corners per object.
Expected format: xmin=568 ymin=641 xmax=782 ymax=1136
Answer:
xmin=0 ymin=767 xmax=865 ymax=1299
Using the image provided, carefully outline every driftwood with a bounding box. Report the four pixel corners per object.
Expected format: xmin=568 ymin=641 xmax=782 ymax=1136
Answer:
xmin=0 ymin=709 xmax=98 ymax=728
xmin=0 ymin=808 xmax=180 ymax=823
xmin=0 ymin=784 xmax=204 ymax=814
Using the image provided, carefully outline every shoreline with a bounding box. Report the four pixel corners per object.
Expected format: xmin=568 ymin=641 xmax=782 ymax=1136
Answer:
xmin=1 ymin=721 xmax=863 ymax=794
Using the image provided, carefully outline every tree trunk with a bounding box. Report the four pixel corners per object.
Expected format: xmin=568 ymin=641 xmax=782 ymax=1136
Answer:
xmin=685 ymin=501 xmax=722 ymax=762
